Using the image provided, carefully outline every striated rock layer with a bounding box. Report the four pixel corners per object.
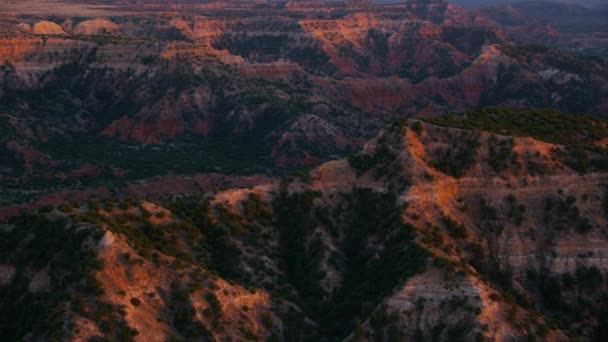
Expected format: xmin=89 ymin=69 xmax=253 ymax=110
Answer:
xmin=3 ymin=110 xmax=608 ymax=340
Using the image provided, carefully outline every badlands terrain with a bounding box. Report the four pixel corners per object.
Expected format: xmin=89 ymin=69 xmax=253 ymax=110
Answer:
xmin=2 ymin=109 xmax=608 ymax=341
xmin=1 ymin=0 xmax=608 ymax=208
xmin=1 ymin=0 xmax=608 ymax=341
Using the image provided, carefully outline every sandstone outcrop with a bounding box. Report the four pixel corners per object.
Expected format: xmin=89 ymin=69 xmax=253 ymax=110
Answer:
xmin=73 ymin=18 xmax=120 ymax=35
xmin=32 ymin=21 xmax=66 ymax=35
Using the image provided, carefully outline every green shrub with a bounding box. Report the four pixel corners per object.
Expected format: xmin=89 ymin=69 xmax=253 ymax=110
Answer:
xmin=273 ymin=189 xmax=324 ymax=311
xmin=242 ymin=193 xmax=272 ymax=224
xmin=0 ymin=213 xmax=134 ymax=341
xmin=104 ymin=198 xmax=116 ymax=211
xmin=58 ymin=203 xmax=73 ymax=213
xmin=169 ymin=283 xmax=213 ymax=339
xmin=239 ymin=326 xmax=258 ymax=341
xmin=348 ymin=145 xmax=397 ymax=176
xmin=411 ymin=121 xmax=423 ymax=134
xmin=130 ymin=297 xmax=141 ymax=307
xmin=38 ymin=205 xmax=54 ymax=214
xmin=260 ymin=313 xmax=274 ymax=328
xmin=205 ymin=292 xmax=222 ymax=319
xmin=442 ymin=215 xmax=468 ymax=238
xmin=118 ymin=201 xmax=130 ymax=210
xmin=430 ymin=131 xmax=480 ymax=177
xmin=505 ymin=195 xmax=525 ymax=226
xmin=603 ymin=185 xmax=608 ymax=218
xmin=88 ymin=199 xmax=101 ymax=211
xmin=425 ymin=108 xmax=608 ymax=174
xmin=425 ymin=108 xmax=608 ymax=146
xmin=487 ymin=136 xmax=517 ymax=172
xmin=138 ymin=205 xmax=151 ymax=218
xmin=320 ymin=189 xmax=427 ymax=338
xmin=576 ymin=266 xmax=603 ymax=292
xmin=542 ymin=196 xmax=593 ymax=233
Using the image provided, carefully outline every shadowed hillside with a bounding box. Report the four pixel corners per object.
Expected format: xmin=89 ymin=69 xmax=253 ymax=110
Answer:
xmin=2 ymin=109 xmax=608 ymax=340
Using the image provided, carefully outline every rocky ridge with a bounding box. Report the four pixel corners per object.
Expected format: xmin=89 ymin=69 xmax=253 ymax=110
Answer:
xmin=2 ymin=109 xmax=608 ymax=340
xmin=2 ymin=1 xmax=608 ymax=211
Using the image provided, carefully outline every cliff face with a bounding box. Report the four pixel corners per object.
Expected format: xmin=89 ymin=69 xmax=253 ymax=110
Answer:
xmin=2 ymin=1 xmax=608 ymax=244
xmin=205 ymin=110 xmax=608 ymax=340
xmin=2 ymin=2 xmax=608 ymax=341
xmin=473 ymin=1 xmax=608 ymax=57
xmin=1 ymin=4 xmax=606 ymax=151
xmin=3 ymin=109 xmax=607 ymax=341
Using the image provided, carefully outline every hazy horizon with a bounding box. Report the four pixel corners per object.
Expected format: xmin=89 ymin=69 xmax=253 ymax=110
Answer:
xmin=450 ymin=0 xmax=608 ymax=8
xmin=375 ymin=0 xmax=608 ymax=9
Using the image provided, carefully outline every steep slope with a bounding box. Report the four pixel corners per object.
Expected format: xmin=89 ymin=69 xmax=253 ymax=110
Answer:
xmin=2 ymin=1 xmax=608 ymax=210
xmin=474 ymin=1 xmax=608 ymax=57
xmin=3 ymin=108 xmax=608 ymax=341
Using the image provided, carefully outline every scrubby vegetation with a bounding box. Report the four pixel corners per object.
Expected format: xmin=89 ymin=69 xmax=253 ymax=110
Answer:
xmin=273 ymin=186 xmax=428 ymax=339
xmin=543 ymin=195 xmax=593 ymax=233
xmin=430 ymin=130 xmax=480 ymax=177
xmin=134 ymin=183 xmax=428 ymax=340
xmin=0 ymin=214 xmax=136 ymax=341
xmin=348 ymin=122 xmax=404 ymax=177
xmin=604 ymin=185 xmax=608 ymax=218
xmin=168 ymin=282 xmax=213 ymax=340
xmin=426 ymin=108 xmax=608 ymax=173
xmin=347 ymin=121 xmax=411 ymax=190
xmin=502 ymin=45 xmax=606 ymax=78
xmin=348 ymin=144 xmax=398 ymax=176
xmin=529 ymin=266 xmax=606 ymax=339
xmin=505 ymin=194 xmax=526 ymax=226
xmin=39 ymin=135 xmax=273 ymax=181
xmin=212 ymin=33 xmax=331 ymax=70
xmin=2 ymin=106 xmax=607 ymax=340
xmin=428 ymin=108 xmax=608 ymax=142
xmin=274 ymin=189 xmax=325 ymax=311
xmin=487 ymin=136 xmax=518 ymax=172
xmin=441 ymin=214 xmax=468 ymax=238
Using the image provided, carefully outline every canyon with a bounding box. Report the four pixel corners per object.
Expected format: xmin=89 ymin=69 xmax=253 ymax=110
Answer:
xmin=2 ymin=109 xmax=608 ymax=340
xmin=1 ymin=1 xmax=608 ymax=341
xmin=2 ymin=0 xmax=608 ymax=210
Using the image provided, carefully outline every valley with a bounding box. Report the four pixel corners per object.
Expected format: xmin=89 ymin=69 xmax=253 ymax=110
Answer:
xmin=1 ymin=1 xmax=608 ymax=341
xmin=1 ymin=0 xmax=608 ymax=211
xmin=2 ymin=109 xmax=608 ymax=340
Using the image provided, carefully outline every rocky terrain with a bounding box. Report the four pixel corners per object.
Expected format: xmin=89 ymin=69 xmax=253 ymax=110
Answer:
xmin=1 ymin=1 xmax=608 ymax=340
xmin=473 ymin=1 xmax=608 ymax=57
xmin=1 ymin=0 xmax=608 ymax=210
xmin=2 ymin=108 xmax=608 ymax=341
